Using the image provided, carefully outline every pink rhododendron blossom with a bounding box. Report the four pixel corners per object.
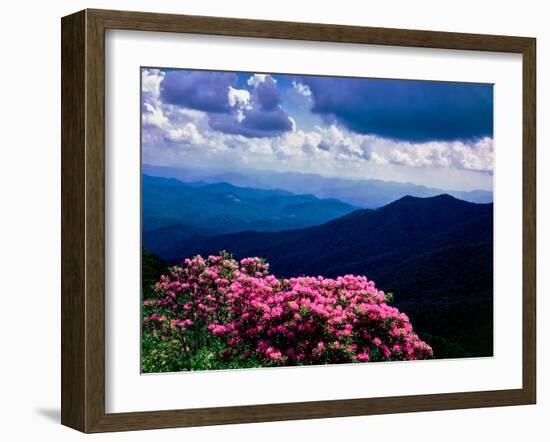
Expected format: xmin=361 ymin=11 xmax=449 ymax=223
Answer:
xmin=143 ymin=253 xmax=433 ymax=369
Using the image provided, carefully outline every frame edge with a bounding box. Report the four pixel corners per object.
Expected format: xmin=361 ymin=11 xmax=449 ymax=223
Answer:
xmin=61 ymin=9 xmax=87 ymax=433
xmin=522 ymin=37 xmax=537 ymax=405
xmin=61 ymin=8 xmax=538 ymax=433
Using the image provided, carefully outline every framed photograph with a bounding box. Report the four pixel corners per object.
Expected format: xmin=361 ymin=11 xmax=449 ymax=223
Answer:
xmin=61 ymin=9 xmax=536 ymax=433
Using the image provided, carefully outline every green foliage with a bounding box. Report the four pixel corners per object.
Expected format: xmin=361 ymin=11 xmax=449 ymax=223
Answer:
xmin=141 ymin=328 xmax=265 ymax=372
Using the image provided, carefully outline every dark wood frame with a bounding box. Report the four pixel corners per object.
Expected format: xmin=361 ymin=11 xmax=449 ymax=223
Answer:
xmin=61 ymin=8 xmax=536 ymax=433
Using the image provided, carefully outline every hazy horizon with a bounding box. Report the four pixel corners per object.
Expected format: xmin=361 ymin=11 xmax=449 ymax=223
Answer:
xmin=142 ymin=162 xmax=494 ymax=195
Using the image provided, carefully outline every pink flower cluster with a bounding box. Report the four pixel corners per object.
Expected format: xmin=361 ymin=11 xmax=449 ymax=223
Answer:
xmin=143 ymin=253 xmax=433 ymax=366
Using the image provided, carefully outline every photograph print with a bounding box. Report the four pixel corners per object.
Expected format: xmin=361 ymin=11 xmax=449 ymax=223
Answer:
xmin=140 ymin=67 xmax=494 ymax=373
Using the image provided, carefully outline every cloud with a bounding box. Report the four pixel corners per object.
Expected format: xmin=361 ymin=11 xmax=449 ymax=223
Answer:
xmin=389 ymin=149 xmax=417 ymax=167
xmin=272 ymin=124 xmax=493 ymax=174
xmin=163 ymin=123 xmax=204 ymax=144
xmin=142 ymin=69 xmax=165 ymax=98
xmin=142 ymin=68 xmax=493 ymax=191
xmin=142 ymin=70 xmax=207 ymax=147
xmin=300 ymin=76 xmax=493 ymax=142
xmin=449 ymin=137 xmax=494 ymax=172
xmin=386 ymin=138 xmax=493 ymax=172
xmin=315 ymin=125 xmax=364 ymax=158
xmin=156 ymin=70 xmax=293 ymax=138
xmin=161 ymin=70 xmax=237 ymax=113
xmin=292 ymin=81 xmax=312 ymax=97
xmin=255 ymin=76 xmax=282 ymax=111
xmin=209 ymin=108 xmax=293 ymax=138
xmin=288 ymin=117 xmax=297 ymax=131
xmin=210 ymin=74 xmax=293 ymax=138
xmin=286 ymin=81 xmax=314 ymax=113
xmin=247 ymin=74 xmax=275 ymax=88
xmin=143 ymin=119 xmax=493 ymax=190
xmin=227 ymin=87 xmax=251 ymax=108
xmin=142 ymin=102 xmax=169 ymax=129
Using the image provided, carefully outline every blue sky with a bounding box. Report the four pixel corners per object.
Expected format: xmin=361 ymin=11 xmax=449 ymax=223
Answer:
xmin=141 ymin=68 xmax=494 ymax=191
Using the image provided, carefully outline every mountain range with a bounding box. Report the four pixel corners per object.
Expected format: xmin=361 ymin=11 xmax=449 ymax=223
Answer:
xmin=158 ymin=194 xmax=494 ymax=359
xmin=142 ymin=170 xmax=494 ymax=359
xmin=142 ymin=174 xmax=357 ymax=259
xmin=143 ymin=163 xmax=493 ymax=208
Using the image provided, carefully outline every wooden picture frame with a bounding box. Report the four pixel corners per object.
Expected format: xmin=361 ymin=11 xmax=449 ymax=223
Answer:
xmin=61 ymin=8 xmax=536 ymax=433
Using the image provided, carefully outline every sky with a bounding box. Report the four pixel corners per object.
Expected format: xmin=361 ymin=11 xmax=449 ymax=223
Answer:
xmin=141 ymin=68 xmax=494 ymax=191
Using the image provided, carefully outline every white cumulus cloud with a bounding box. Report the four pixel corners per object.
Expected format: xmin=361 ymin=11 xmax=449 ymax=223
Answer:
xmin=247 ymin=73 xmax=276 ymax=88
xmin=227 ymin=86 xmax=251 ymax=108
xmin=141 ymin=69 xmax=165 ymax=100
xmin=292 ymin=81 xmax=312 ymax=97
xmin=164 ymin=123 xmax=204 ymax=145
xmin=142 ymin=103 xmax=170 ymax=129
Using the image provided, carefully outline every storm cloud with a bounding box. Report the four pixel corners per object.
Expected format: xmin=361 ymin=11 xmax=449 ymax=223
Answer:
xmin=161 ymin=70 xmax=236 ymax=113
xmin=160 ymin=70 xmax=293 ymax=138
xmin=299 ymin=76 xmax=493 ymax=142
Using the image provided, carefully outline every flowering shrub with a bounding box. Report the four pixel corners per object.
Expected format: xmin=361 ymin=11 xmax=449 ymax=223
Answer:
xmin=142 ymin=253 xmax=433 ymax=372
